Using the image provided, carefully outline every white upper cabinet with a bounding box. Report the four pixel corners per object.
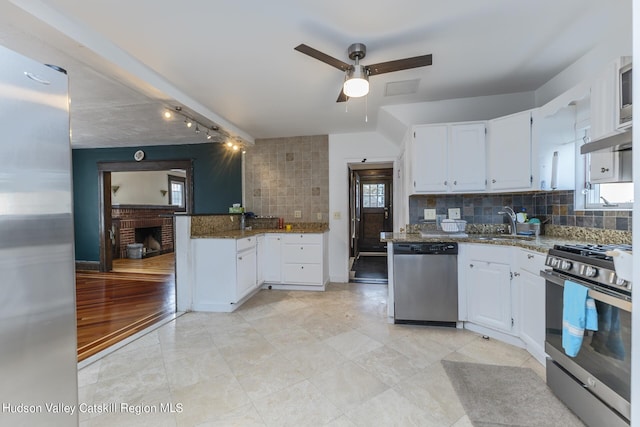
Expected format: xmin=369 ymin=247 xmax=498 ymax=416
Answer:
xmin=536 ymin=104 xmax=577 ymax=191
xmin=590 ymin=60 xmax=618 ymax=141
xmin=449 ymin=123 xmax=487 ymax=191
xmin=590 ymin=57 xmax=632 ymax=140
xmin=410 ymin=122 xmax=486 ymax=194
xmin=411 ymin=125 xmax=449 ymax=193
xmin=487 ymin=110 xmax=533 ymax=191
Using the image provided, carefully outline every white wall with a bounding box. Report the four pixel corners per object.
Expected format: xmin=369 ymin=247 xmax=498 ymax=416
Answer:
xmin=535 ymin=1 xmax=632 ymax=107
xmin=112 ymin=170 xmax=183 ymax=205
xmin=328 ymin=131 xmax=402 ymax=282
xmin=379 ymin=91 xmax=535 ymax=130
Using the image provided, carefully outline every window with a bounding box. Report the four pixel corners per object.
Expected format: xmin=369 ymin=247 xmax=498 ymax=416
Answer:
xmin=168 ymin=175 xmax=186 ymax=208
xmin=362 ymin=183 xmax=385 ymax=208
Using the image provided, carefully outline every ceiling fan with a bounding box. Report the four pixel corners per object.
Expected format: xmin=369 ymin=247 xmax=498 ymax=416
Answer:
xmin=294 ymin=43 xmax=432 ymax=102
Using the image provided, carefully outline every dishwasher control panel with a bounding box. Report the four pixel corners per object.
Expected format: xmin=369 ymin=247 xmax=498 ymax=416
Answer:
xmin=393 ymin=242 xmax=458 ymax=255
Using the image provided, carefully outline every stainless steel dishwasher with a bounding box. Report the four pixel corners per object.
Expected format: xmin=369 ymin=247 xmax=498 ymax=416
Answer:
xmin=393 ymin=242 xmax=458 ymax=325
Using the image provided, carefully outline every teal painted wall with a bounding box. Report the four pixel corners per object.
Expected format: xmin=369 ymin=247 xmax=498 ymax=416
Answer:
xmin=72 ymin=143 xmax=242 ymax=261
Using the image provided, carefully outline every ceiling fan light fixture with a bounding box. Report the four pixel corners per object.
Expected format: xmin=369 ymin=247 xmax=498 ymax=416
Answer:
xmin=343 ymin=65 xmax=369 ymax=98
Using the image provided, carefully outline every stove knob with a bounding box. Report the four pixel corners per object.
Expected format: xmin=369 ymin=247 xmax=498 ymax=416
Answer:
xmin=615 ymin=277 xmax=627 ymax=286
xmin=583 ymin=266 xmax=597 ymax=277
xmin=560 ymin=260 xmax=573 ymax=271
xmin=548 ymin=258 xmax=559 ymax=268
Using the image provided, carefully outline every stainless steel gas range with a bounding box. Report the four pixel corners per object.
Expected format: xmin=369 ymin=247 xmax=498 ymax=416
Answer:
xmin=540 ymin=243 xmax=632 ymax=427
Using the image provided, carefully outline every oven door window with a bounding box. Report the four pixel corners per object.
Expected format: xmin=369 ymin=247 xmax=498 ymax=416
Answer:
xmin=546 ymin=281 xmax=631 ymax=402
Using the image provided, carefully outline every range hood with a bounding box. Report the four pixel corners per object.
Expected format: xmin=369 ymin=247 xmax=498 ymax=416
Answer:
xmin=581 ymin=130 xmax=632 ymax=154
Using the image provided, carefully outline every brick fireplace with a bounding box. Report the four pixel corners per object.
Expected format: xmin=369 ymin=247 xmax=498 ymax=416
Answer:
xmin=112 ymin=206 xmax=175 ymax=258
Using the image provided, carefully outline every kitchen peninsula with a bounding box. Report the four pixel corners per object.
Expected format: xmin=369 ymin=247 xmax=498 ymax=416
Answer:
xmin=174 ymin=214 xmax=329 ymax=313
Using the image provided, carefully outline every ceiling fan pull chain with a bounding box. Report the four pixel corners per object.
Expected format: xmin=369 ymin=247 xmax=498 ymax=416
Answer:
xmin=365 ymin=94 xmax=368 ymax=123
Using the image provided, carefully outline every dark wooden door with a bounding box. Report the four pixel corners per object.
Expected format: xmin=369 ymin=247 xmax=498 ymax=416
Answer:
xmin=357 ymin=169 xmax=393 ymax=252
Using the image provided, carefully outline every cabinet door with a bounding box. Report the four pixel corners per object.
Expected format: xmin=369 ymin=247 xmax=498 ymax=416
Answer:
xmin=488 ymin=111 xmax=532 ymax=191
xmin=263 ymin=235 xmax=282 ymax=282
xmin=590 ymin=61 xmax=618 ymax=141
xmin=256 ymin=236 xmax=265 ymax=286
xmin=519 ymin=269 xmax=545 ymax=362
xmin=589 ymin=151 xmax=619 ymax=183
xmin=411 ymin=125 xmax=448 ymax=193
xmin=236 ymin=249 xmax=256 ymax=302
xmin=466 ymin=260 xmax=513 ymax=333
xmin=449 ymin=123 xmax=486 ymax=191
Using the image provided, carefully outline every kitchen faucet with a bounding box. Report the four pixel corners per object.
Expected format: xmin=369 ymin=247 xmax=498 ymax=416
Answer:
xmin=498 ymin=206 xmax=517 ymax=235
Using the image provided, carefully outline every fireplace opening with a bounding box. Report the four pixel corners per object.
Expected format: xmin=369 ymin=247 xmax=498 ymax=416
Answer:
xmin=135 ymin=226 xmax=162 ymax=257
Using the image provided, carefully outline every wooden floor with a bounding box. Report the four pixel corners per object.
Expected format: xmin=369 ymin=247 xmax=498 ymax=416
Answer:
xmin=76 ymin=253 xmax=176 ymax=361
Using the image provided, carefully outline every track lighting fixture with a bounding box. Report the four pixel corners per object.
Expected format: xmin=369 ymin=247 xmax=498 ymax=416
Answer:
xmin=163 ymin=106 xmax=247 ymax=153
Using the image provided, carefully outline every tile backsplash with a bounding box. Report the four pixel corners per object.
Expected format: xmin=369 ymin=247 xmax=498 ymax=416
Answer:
xmin=244 ymin=135 xmax=329 ymax=222
xmin=409 ymin=190 xmax=632 ymax=232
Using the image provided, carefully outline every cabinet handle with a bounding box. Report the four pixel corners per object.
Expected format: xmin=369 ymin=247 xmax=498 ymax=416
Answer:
xmin=492 ymin=179 xmax=496 ymax=183
xmin=453 ymin=180 xmax=457 ymax=185
xmin=444 ymin=180 xmax=448 ymax=186
xmin=301 ymin=266 xmax=304 ymax=269
xmin=527 ymin=254 xmax=534 ymax=259
xmin=601 ymin=167 xmax=610 ymax=173
xmin=513 ymin=272 xmax=520 ymax=277
xmin=469 ymin=264 xmax=474 ymax=268
xmin=238 ymin=256 xmax=243 ymax=260
xmin=300 ymin=247 xmax=304 ymax=250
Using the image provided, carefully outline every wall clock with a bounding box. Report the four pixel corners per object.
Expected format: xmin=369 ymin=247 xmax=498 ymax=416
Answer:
xmin=134 ymin=150 xmax=145 ymax=161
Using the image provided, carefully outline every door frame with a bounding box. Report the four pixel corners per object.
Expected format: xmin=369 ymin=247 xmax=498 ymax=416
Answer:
xmin=348 ymin=163 xmax=394 ymax=259
xmin=357 ymin=168 xmax=393 ymax=253
xmin=97 ymin=159 xmax=194 ymax=272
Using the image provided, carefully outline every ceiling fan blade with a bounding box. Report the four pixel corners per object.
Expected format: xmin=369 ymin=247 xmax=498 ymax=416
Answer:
xmin=366 ymin=54 xmax=433 ymax=76
xmin=336 ymin=88 xmax=348 ymax=103
xmin=294 ymin=44 xmax=351 ymax=71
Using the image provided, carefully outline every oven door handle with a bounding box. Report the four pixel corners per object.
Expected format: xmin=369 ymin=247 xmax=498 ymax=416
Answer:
xmin=541 ymin=269 xmax=632 ymax=312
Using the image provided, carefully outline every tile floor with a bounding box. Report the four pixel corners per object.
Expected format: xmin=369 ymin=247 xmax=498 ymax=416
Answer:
xmin=78 ymin=283 xmax=545 ymax=427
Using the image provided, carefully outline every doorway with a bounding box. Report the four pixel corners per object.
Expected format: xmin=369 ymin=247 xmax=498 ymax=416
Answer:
xmin=98 ymin=159 xmax=193 ymax=272
xmin=76 ymin=159 xmax=193 ymax=362
xmin=349 ymin=164 xmax=393 ymax=284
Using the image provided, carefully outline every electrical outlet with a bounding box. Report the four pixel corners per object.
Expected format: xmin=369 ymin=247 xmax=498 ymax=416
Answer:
xmin=424 ymin=209 xmax=436 ymax=220
xmin=294 ymin=210 xmax=302 ymax=218
xmin=448 ymin=208 xmax=461 ymax=219
xmin=333 ymin=211 xmax=341 ymax=220
xmin=316 ymin=212 xmax=322 ymax=220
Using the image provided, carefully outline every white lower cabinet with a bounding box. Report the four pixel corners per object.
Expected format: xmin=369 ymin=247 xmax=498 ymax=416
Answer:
xmin=191 ymin=232 xmax=328 ymax=312
xmin=279 ymin=233 xmax=328 ymax=288
xmin=460 ymin=243 xmax=547 ymax=364
xmin=263 ymin=234 xmax=283 ymax=283
xmin=515 ymin=249 xmax=547 ymax=365
xmin=237 ymin=245 xmax=257 ymax=300
xmin=256 ymin=235 xmax=265 ymax=286
xmin=466 ymin=252 xmax=514 ymax=334
xmin=192 ymin=236 xmax=257 ymax=312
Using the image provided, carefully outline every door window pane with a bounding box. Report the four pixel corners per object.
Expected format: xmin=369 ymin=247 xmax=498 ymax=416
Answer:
xmin=362 ymin=183 xmax=385 ymax=208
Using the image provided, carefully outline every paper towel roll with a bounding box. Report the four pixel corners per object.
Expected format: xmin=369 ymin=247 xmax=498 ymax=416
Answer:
xmin=550 ymin=151 xmax=559 ymax=190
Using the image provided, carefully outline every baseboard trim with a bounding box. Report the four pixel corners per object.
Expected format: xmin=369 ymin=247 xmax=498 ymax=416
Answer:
xmin=76 ymin=261 xmax=100 ymax=271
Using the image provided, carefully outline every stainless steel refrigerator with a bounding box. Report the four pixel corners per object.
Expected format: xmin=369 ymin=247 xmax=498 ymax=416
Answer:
xmin=0 ymin=44 xmax=78 ymax=426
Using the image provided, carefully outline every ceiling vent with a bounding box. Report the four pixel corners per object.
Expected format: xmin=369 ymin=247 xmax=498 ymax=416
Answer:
xmin=385 ymin=79 xmax=420 ymax=96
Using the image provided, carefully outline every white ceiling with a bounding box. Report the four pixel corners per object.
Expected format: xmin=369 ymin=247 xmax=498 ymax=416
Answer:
xmin=0 ymin=0 xmax=631 ymax=148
